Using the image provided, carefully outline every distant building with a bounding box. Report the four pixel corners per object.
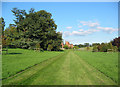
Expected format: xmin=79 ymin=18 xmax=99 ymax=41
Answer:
xmin=65 ymin=41 xmax=70 ymax=47
xmin=61 ymin=41 xmax=73 ymax=48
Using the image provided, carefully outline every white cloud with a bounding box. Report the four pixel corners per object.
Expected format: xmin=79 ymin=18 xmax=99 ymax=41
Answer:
xmin=66 ymin=26 xmax=72 ymax=29
xmin=63 ymin=29 xmax=99 ymax=37
xmin=80 ymin=20 xmax=117 ymax=33
xmin=97 ymin=26 xmax=118 ymax=33
xmin=80 ymin=21 xmax=100 ymax=28
xmin=63 ymin=20 xmax=117 ymax=37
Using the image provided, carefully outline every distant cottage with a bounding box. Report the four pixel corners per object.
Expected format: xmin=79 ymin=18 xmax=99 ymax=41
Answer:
xmin=61 ymin=41 xmax=73 ymax=48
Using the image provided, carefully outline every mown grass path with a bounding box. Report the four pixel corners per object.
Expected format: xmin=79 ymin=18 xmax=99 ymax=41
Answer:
xmin=3 ymin=50 xmax=116 ymax=85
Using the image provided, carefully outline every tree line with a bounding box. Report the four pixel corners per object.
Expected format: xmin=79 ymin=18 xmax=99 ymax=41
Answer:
xmin=93 ymin=37 xmax=120 ymax=52
xmin=1 ymin=8 xmax=62 ymax=51
xmin=73 ymin=37 xmax=120 ymax=52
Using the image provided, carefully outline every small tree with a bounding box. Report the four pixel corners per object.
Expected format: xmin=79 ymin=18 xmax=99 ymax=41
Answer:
xmin=63 ymin=45 xmax=69 ymax=49
xmin=47 ymin=44 xmax=53 ymax=51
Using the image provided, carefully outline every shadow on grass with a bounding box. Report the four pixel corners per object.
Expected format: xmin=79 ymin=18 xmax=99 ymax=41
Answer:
xmin=8 ymin=53 xmax=22 ymax=55
xmin=2 ymin=53 xmax=22 ymax=55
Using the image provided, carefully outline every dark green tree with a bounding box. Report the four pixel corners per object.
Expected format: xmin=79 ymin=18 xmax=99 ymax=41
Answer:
xmin=11 ymin=8 xmax=62 ymax=50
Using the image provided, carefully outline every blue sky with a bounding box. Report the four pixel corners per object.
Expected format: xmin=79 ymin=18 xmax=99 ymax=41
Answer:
xmin=2 ymin=2 xmax=118 ymax=45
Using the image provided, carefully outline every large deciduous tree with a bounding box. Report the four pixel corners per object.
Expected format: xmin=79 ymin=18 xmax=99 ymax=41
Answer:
xmin=11 ymin=8 xmax=62 ymax=50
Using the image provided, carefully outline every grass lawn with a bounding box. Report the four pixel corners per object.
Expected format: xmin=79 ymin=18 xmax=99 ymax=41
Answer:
xmin=2 ymin=49 xmax=117 ymax=85
xmin=2 ymin=48 xmax=64 ymax=79
xmin=74 ymin=50 xmax=118 ymax=83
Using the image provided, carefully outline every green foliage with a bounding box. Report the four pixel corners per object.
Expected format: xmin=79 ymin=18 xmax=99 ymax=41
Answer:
xmin=4 ymin=8 xmax=62 ymax=51
xmin=92 ymin=46 xmax=98 ymax=52
xmin=47 ymin=44 xmax=53 ymax=51
xmin=75 ymin=44 xmax=84 ymax=48
xmin=99 ymin=44 xmax=108 ymax=52
xmin=63 ymin=45 xmax=69 ymax=49
xmin=92 ymin=43 xmax=100 ymax=47
xmin=95 ymin=41 xmax=119 ymax=52
xmin=107 ymin=42 xmax=113 ymax=49
xmin=84 ymin=43 xmax=89 ymax=47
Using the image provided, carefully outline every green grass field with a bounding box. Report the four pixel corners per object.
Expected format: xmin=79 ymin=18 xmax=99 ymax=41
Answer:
xmin=2 ymin=49 xmax=118 ymax=85
xmin=74 ymin=50 xmax=118 ymax=83
xmin=2 ymin=48 xmax=64 ymax=79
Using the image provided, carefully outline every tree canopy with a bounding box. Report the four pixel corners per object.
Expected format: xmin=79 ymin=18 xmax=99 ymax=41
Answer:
xmin=2 ymin=8 xmax=62 ymax=51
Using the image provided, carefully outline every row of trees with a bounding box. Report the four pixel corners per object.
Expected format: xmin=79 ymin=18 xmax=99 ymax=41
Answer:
xmin=93 ymin=37 xmax=120 ymax=52
xmin=74 ymin=43 xmax=90 ymax=48
xmin=74 ymin=43 xmax=101 ymax=48
xmin=1 ymin=8 xmax=62 ymax=51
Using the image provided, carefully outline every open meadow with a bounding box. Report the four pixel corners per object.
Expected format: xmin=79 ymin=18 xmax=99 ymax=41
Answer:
xmin=2 ymin=49 xmax=118 ymax=85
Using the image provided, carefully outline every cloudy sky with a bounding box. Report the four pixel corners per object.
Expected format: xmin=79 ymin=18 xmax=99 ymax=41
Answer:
xmin=2 ymin=2 xmax=118 ymax=45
